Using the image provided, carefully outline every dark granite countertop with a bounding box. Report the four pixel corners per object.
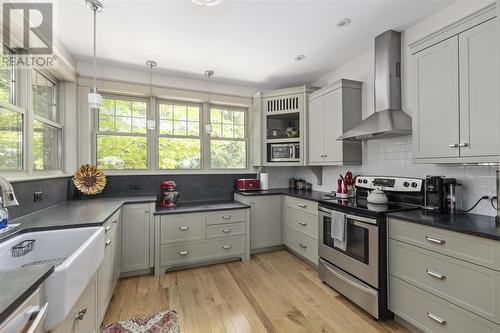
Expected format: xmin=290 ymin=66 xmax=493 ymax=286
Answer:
xmin=154 ymin=200 xmax=249 ymax=215
xmin=235 ymin=188 xmax=331 ymax=202
xmin=387 ymin=210 xmax=500 ymax=241
xmin=0 ymin=264 xmax=54 ymax=324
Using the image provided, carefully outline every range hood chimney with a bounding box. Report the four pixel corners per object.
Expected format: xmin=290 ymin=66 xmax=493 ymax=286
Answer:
xmin=338 ymin=30 xmax=412 ymax=141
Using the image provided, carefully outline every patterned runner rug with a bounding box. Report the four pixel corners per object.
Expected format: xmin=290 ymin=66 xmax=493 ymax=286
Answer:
xmin=102 ymin=310 xmax=179 ymax=333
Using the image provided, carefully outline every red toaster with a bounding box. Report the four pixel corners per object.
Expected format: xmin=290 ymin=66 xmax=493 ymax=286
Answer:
xmin=236 ymin=178 xmax=260 ymax=191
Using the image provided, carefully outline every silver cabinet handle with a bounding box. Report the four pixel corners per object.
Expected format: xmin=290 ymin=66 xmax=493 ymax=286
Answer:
xmin=222 ymin=245 xmax=231 ymax=249
xmin=222 ymin=215 xmax=232 ymax=220
xmin=222 ymin=228 xmax=231 ymax=233
xmin=297 ymin=204 xmax=307 ymax=208
xmin=75 ymin=307 xmax=87 ymax=321
xmin=298 ymin=242 xmax=307 ymax=249
xmin=426 ymin=236 xmax=446 ymax=245
xmin=459 ymin=142 xmax=468 ymax=147
xmin=26 ymin=302 xmax=48 ymax=333
xmin=297 ymin=221 xmax=307 ymax=226
xmin=426 ymin=269 xmax=446 ymax=280
xmin=105 ymin=239 xmax=112 ymax=247
xmin=449 ymin=143 xmax=458 ymax=148
xmin=179 ymin=226 xmax=189 ymax=231
xmin=427 ymin=312 xmax=447 ymax=325
xmin=179 ymin=250 xmax=189 ymax=256
xmin=105 ymin=226 xmax=111 ymax=233
xmin=112 ymin=220 xmax=118 ymax=224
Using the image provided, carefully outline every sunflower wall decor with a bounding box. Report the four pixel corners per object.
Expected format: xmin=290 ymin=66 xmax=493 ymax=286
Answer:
xmin=73 ymin=164 xmax=107 ymax=195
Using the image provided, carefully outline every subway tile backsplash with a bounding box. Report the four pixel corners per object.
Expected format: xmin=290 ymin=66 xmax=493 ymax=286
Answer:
xmin=269 ymin=136 xmax=498 ymax=216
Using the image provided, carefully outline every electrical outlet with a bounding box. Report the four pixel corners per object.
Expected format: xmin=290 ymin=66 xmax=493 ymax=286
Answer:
xmin=34 ymin=192 xmax=43 ymax=202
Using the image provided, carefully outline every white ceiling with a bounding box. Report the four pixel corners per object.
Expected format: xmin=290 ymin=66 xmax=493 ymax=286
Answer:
xmin=54 ymin=0 xmax=455 ymax=88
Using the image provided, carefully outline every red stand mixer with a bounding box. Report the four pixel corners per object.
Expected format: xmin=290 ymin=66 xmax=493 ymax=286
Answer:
xmin=159 ymin=181 xmax=180 ymax=208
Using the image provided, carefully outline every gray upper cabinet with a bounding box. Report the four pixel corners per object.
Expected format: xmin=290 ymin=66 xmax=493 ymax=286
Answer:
xmin=121 ymin=203 xmax=152 ymax=274
xmin=307 ymin=79 xmax=362 ymax=166
xmin=410 ymin=9 xmax=498 ymax=163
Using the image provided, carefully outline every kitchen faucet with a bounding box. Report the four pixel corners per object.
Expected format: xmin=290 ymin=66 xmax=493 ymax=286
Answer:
xmin=0 ymin=176 xmax=19 ymax=207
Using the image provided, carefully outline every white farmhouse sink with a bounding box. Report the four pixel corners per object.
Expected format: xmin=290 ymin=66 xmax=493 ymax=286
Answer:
xmin=0 ymin=227 xmax=104 ymax=331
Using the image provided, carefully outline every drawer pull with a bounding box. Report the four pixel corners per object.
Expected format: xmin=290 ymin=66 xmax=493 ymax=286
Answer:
xmin=297 ymin=221 xmax=307 ymax=226
xmin=222 ymin=245 xmax=231 ymax=249
xmin=105 ymin=226 xmax=111 ymax=233
xmin=426 ymin=269 xmax=446 ymax=280
xmin=426 ymin=236 xmax=446 ymax=245
xmin=297 ymin=204 xmax=307 ymax=208
xmin=75 ymin=307 xmax=87 ymax=321
xmin=179 ymin=250 xmax=189 ymax=256
xmin=427 ymin=312 xmax=447 ymax=325
xmin=222 ymin=228 xmax=232 ymax=233
xmin=298 ymin=242 xmax=307 ymax=249
xmin=112 ymin=220 xmax=118 ymax=224
xmin=179 ymin=226 xmax=190 ymax=231
xmin=222 ymin=215 xmax=232 ymax=220
xmin=105 ymin=239 xmax=111 ymax=247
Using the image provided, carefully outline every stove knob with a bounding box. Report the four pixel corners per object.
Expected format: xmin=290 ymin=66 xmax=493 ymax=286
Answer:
xmin=363 ymin=179 xmax=368 ymax=184
xmin=403 ymin=181 xmax=410 ymax=187
xmin=411 ymin=182 xmax=418 ymax=188
xmin=357 ymin=179 xmax=362 ymax=183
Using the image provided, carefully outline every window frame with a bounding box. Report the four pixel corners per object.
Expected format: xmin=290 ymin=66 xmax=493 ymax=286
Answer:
xmin=93 ymin=93 xmax=150 ymax=171
xmin=207 ymin=104 xmax=248 ymax=170
xmin=156 ymin=99 xmax=203 ymax=170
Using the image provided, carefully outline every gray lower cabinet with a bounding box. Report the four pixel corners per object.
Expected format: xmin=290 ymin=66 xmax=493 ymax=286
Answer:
xmin=121 ymin=203 xmax=154 ymax=275
xmin=388 ymin=217 xmax=500 ymax=331
xmin=233 ymin=194 xmax=282 ymax=252
xmin=155 ymin=209 xmax=250 ymax=274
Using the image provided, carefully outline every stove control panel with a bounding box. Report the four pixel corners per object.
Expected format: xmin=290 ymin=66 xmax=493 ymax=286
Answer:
xmin=356 ymin=176 xmax=423 ymax=192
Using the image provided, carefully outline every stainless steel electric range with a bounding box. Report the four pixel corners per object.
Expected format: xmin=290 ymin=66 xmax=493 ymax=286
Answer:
xmin=318 ymin=176 xmax=424 ymax=319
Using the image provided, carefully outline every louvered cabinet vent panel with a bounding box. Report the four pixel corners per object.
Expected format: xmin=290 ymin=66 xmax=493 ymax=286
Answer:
xmin=266 ymin=96 xmax=299 ymax=113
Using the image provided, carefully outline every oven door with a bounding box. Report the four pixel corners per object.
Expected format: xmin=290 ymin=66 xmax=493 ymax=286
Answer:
xmin=318 ymin=207 xmax=379 ymax=288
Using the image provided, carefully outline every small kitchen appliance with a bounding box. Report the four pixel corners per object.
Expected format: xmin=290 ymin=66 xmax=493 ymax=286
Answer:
xmin=236 ymin=178 xmax=260 ymax=191
xmin=318 ymin=175 xmax=424 ymax=319
xmin=423 ymin=176 xmax=460 ymax=213
xmin=159 ymin=181 xmax=180 ymax=208
xmin=268 ymin=142 xmax=300 ymax=162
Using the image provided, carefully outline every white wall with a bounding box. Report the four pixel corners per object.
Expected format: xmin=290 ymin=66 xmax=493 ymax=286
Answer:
xmin=267 ymin=0 xmax=499 ymax=216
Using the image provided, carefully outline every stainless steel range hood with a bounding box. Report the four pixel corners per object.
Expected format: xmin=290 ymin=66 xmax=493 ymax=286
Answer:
xmin=338 ymin=30 xmax=412 ymax=141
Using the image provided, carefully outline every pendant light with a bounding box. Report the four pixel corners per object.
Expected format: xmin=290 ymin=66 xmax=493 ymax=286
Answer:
xmin=86 ymin=0 xmax=103 ymax=110
xmin=204 ymin=70 xmax=214 ymax=134
xmin=146 ymin=60 xmax=157 ymax=130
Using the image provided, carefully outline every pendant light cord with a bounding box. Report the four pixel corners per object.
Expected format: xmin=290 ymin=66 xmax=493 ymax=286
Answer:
xmin=92 ymin=6 xmax=97 ymax=93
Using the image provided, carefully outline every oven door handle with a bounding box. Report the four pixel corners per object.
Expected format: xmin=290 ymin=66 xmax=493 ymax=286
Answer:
xmin=345 ymin=214 xmax=377 ymax=225
xmin=319 ymin=259 xmax=377 ymax=296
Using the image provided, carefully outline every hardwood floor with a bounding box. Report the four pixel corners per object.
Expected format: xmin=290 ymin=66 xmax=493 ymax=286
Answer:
xmin=104 ymin=250 xmax=410 ymax=333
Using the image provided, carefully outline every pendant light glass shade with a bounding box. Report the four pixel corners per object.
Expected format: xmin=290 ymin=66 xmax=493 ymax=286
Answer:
xmin=204 ymin=70 xmax=214 ymax=134
xmin=86 ymin=0 xmax=103 ymax=110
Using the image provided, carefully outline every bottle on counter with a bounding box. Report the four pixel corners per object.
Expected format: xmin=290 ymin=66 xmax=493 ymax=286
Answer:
xmin=0 ymin=198 xmax=8 ymax=229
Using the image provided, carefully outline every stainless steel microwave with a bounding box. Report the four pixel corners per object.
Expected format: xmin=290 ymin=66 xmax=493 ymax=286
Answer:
xmin=269 ymin=143 xmax=300 ymax=162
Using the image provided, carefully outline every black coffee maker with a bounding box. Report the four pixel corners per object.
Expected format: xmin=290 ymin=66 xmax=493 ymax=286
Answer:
xmin=423 ymin=176 xmax=458 ymax=213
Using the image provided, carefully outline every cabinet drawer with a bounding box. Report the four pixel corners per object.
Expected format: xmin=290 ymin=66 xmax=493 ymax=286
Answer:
xmin=388 ymin=218 xmax=500 ymax=270
xmin=389 ymin=276 xmax=500 ymax=333
xmin=207 ymin=222 xmax=245 ymax=239
xmin=286 ymin=227 xmax=318 ymax=264
xmin=207 ymin=209 xmax=246 ymax=225
xmin=286 ymin=208 xmax=318 ymax=240
xmin=160 ymin=213 xmax=205 ymax=244
xmin=389 ymin=239 xmax=500 ymax=323
xmin=160 ymin=236 xmax=245 ymax=266
xmin=285 ymin=196 xmax=318 ymax=215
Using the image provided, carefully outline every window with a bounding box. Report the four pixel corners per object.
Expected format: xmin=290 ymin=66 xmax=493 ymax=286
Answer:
xmin=31 ymin=70 xmax=62 ymax=170
xmin=209 ymin=105 xmax=247 ymax=169
xmin=157 ymin=101 xmax=201 ymax=170
xmin=0 ymin=50 xmax=14 ymax=105
xmin=96 ymin=96 xmax=148 ymax=170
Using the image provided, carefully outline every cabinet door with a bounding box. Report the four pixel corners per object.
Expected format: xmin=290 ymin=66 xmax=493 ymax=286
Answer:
xmin=121 ymin=204 xmax=150 ymax=273
xmin=250 ymin=195 xmax=282 ymax=250
xmin=308 ymin=96 xmax=325 ymax=164
xmin=112 ymin=216 xmax=121 ymax=288
xmin=459 ymin=19 xmax=499 ymax=157
xmin=323 ymin=89 xmax=343 ymax=163
xmin=412 ymin=36 xmax=460 ymax=158
xmin=98 ymin=238 xmax=112 ymax=325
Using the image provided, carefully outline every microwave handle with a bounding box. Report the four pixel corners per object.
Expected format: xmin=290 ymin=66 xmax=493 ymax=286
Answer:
xmin=290 ymin=146 xmax=294 ymax=158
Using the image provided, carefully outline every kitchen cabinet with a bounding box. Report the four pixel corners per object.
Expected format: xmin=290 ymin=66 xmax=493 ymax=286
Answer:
xmin=121 ymin=203 xmax=153 ymax=275
xmin=307 ymin=79 xmax=362 ymax=166
xmin=388 ymin=217 xmax=500 ymax=330
xmin=234 ymin=194 xmax=282 ymax=252
xmin=97 ymin=209 xmax=121 ymax=326
xmin=410 ymin=11 xmax=498 ymax=163
xmin=0 ymin=287 xmax=47 ymax=333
